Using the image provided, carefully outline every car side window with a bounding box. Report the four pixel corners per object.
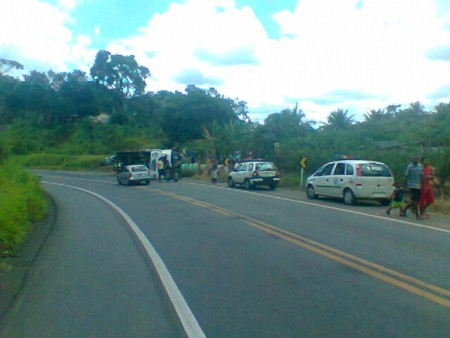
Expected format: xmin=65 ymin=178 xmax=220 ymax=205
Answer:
xmin=321 ymin=163 xmax=334 ymax=176
xmin=334 ymin=163 xmax=345 ymax=175
xmin=346 ymin=164 xmax=354 ymax=175
xmin=240 ymin=164 xmax=248 ymax=171
xmin=248 ymin=163 xmax=254 ymax=171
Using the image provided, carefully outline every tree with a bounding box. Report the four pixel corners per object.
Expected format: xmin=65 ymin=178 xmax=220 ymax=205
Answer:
xmin=90 ymin=50 xmax=150 ymax=99
xmin=325 ymin=109 xmax=355 ymax=130
xmin=234 ymin=99 xmax=251 ymax=122
xmin=251 ymin=107 xmax=314 ymax=165
xmin=56 ymin=70 xmax=113 ymax=119
xmin=0 ymin=58 xmax=23 ymax=75
xmin=0 ymin=74 xmax=21 ymax=123
xmin=364 ymin=108 xmax=386 ymax=122
xmin=157 ymin=86 xmax=239 ymax=146
xmin=428 ymin=102 xmax=450 ymax=146
xmin=5 ymin=71 xmax=56 ymax=125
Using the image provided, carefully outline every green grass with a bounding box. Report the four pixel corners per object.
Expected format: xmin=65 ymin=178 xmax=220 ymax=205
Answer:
xmin=0 ymin=160 xmax=48 ymax=255
xmin=13 ymin=153 xmax=109 ymax=171
xmin=278 ymin=171 xmax=304 ymax=190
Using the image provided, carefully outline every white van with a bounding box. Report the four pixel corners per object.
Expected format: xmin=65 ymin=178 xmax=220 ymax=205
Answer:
xmin=305 ymin=160 xmax=394 ymax=205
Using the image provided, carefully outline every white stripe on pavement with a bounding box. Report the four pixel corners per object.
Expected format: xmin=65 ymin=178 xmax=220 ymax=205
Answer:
xmin=43 ymin=181 xmax=206 ymax=338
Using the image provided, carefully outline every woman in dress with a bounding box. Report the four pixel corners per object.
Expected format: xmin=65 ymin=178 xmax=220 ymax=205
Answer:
xmin=419 ymin=157 xmax=435 ymax=217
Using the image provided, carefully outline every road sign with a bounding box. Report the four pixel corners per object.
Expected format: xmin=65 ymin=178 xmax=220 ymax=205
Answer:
xmin=300 ymin=156 xmax=307 ymax=169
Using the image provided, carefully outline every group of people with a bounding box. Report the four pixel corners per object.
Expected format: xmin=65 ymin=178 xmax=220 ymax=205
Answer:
xmin=386 ymin=157 xmax=435 ymax=220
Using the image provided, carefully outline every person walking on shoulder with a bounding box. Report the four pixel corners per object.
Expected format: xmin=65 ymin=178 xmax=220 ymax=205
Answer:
xmin=386 ymin=184 xmax=404 ymax=216
xmin=402 ymin=156 xmax=423 ymax=220
xmin=418 ymin=157 xmax=435 ymax=218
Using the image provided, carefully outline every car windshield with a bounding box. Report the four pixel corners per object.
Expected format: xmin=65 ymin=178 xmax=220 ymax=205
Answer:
xmin=131 ymin=165 xmax=148 ymax=172
xmin=360 ymin=163 xmax=391 ymax=177
xmin=256 ymin=163 xmax=275 ymax=171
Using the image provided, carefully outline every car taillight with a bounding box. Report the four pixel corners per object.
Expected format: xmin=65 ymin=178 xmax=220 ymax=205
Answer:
xmin=127 ymin=172 xmax=132 ymax=178
xmin=253 ymin=170 xmax=259 ymax=177
xmin=275 ymin=169 xmax=279 ymax=176
xmin=356 ymin=164 xmax=361 ymax=176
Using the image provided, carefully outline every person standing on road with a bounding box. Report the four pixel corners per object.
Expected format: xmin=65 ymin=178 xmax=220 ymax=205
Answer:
xmin=402 ymin=156 xmax=423 ymax=219
xmin=211 ymin=159 xmax=218 ymax=184
xmin=157 ymin=157 xmax=165 ymax=182
xmin=419 ymin=157 xmax=435 ymax=218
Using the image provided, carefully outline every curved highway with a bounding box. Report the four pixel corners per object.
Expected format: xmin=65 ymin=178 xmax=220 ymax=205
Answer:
xmin=1 ymin=171 xmax=449 ymax=337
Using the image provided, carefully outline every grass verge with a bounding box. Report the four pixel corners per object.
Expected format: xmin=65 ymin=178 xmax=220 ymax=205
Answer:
xmin=12 ymin=153 xmax=109 ymax=171
xmin=0 ymin=160 xmax=48 ymax=258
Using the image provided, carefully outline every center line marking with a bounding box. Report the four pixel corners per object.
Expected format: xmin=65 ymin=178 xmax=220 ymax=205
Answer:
xmin=158 ymin=189 xmax=450 ymax=308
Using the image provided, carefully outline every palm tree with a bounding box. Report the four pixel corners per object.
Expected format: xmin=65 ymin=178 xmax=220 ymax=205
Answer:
xmin=326 ymin=109 xmax=355 ymax=130
xmin=364 ymin=108 xmax=385 ymax=122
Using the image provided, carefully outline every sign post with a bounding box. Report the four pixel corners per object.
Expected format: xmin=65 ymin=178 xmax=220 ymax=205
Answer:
xmin=300 ymin=168 xmax=304 ymax=188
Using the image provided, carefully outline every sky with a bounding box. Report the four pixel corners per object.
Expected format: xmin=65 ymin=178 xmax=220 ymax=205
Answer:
xmin=1 ymin=0 xmax=450 ymax=123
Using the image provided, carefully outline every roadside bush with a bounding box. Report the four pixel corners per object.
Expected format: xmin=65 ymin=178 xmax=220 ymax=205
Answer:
xmin=0 ymin=160 xmax=48 ymax=253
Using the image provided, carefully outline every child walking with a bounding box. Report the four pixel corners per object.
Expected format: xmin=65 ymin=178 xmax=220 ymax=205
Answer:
xmin=386 ymin=184 xmax=404 ymax=216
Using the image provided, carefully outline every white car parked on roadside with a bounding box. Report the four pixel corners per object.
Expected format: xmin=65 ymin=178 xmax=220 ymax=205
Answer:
xmin=117 ymin=164 xmax=151 ymax=186
xmin=305 ymin=160 xmax=394 ymax=205
xmin=228 ymin=160 xmax=280 ymax=190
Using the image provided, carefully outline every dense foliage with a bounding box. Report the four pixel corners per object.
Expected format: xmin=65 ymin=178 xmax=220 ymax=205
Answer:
xmin=0 ymin=51 xmax=449 ymax=194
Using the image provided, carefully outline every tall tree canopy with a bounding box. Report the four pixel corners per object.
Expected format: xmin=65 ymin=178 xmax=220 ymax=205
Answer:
xmin=90 ymin=50 xmax=150 ymax=99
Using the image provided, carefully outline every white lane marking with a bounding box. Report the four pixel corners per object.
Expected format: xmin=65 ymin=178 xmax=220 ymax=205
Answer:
xmin=43 ymin=181 xmax=206 ymax=338
xmin=187 ymin=182 xmax=450 ymax=234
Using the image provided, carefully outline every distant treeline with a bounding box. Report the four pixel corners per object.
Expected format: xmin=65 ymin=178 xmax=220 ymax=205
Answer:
xmin=0 ymin=52 xmax=449 ymax=192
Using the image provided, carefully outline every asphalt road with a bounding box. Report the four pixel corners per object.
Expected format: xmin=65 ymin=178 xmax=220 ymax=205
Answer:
xmin=1 ymin=171 xmax=449 ymax=337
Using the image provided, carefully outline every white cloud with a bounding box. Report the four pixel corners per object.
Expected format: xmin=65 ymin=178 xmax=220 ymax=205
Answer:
xmin=0 ymin=0 xmax=92 ymax=72
xmin=107 ymin=0 xmax=450 ymax=122
xmin=269 ymin=0 xmax=450 ymax=120
xmin=58 ymin=0 xmax=78 ymax=10
xmin=1 ymin=0 xmax=449 ymax=123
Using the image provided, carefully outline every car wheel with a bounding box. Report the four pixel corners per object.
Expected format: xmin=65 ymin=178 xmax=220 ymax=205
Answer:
xmin=244 ymin=179 xmax=252 ymax=190
xmin=126 ymin=178 xmax=131 ymax=186
xmin=117 ymin=177 xmax=122 ymax=185
xmin=306 ymin=184 xmax=318 ymax=199
xmin=144 ymin=180 xmax=150 ymax=185
xmin=343 ymin=189 xmax=356 ymax=205
xmin=269 ymin=184 xmax=276 ymax=190
xmin=227 ymin=177 xmax=235 ymax=188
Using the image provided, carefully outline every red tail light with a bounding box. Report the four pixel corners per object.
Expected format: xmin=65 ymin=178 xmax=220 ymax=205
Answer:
xmin=253 ymin=170 xmax=259 ymax=177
